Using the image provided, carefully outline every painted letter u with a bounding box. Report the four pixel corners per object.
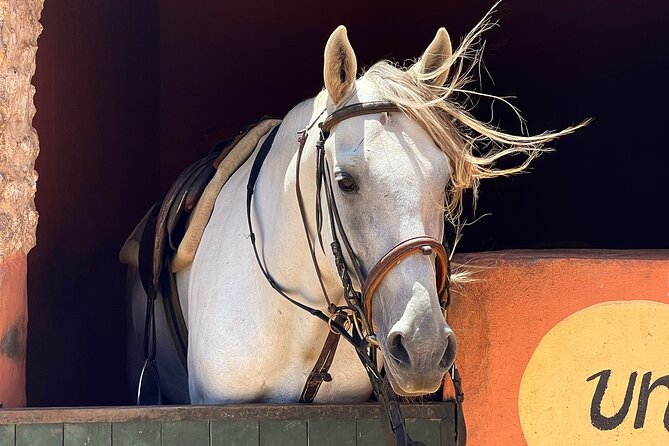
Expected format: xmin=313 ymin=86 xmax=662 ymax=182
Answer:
xmin=587 ymin=369 xmax=637 ymax=430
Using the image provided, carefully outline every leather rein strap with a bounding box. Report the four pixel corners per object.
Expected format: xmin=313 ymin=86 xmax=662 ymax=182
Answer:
xmin=246 ymin=101 xmax=465 ymax=446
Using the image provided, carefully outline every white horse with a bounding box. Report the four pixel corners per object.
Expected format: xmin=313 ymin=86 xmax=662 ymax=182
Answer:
xmin=125 ymin=18 xmax=581 ymax=405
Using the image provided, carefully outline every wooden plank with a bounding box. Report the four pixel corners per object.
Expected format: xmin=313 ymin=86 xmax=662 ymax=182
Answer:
xmin=259 ymin=419 xmax=306 ymax=446
xmin=405 ymin=418 xmax=441 ymax=446
xmin=112 ymin=421 xmax=161 ymax=446
xmin=0 ymin=403 xmax=454 ymax=424
xmin=64 ymin=422 xmax=111 ymax=446
xmin=440 ymin=404 xmax=457 ymax=446
xmin=356 ymin=418 xmax=385 ymax=446
xmin=211 ymin=420 xmax=259 ymax=446
xmin=162 ymin=420 xmax=209 ymax=446
xmin=0 ymin=424 xmax=15 ymax=446
xmin=16 ymin=423 xmax=63 ymax=446
xmin=307 ymin=419 xmax=355 ymax=446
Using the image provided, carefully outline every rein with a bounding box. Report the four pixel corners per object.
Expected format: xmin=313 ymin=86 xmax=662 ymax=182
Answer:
xmin=246 ymin=101 xmax=466 ymax=446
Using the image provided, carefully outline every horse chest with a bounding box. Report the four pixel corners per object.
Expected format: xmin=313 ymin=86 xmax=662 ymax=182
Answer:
xmin=187 ymin=230 xmax=370 ymax=403
xmin=188 ymin=291 xmax=371 ymax=403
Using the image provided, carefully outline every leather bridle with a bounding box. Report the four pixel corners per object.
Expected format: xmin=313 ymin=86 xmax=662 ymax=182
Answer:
xmin=314 ymin=102 xmax=455 ymax=332
xmin=246 ymin=100 xmax=465 ymax=446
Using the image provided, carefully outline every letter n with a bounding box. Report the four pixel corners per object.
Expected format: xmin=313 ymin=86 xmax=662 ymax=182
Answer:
xmin=634 ymin=372 xmax=669 ymax=431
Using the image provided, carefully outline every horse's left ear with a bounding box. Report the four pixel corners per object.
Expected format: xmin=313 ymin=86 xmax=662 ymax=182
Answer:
xmin=324 ymin=26 xmax=358 ymax=105
xmin=411 ymin=28 xmax=453 ymax=86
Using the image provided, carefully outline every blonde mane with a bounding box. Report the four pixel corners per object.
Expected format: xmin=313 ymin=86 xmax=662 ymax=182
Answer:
xmin=361 ymin=6 xmax=589 ymax=246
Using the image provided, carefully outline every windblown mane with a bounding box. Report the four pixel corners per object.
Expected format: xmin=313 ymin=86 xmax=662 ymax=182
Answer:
xmin=362 ymin=7 xmax=588 ymax=246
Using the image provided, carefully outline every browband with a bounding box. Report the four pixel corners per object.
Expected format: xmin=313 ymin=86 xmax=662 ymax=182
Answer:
xmin=319 ymin=101 xmax=401 ymax=135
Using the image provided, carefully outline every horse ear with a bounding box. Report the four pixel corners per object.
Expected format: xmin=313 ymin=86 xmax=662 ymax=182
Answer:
xmin=324 ymin=26 xmax=358 ymax=104
xmin=412 ymin=28 xmax=453 ymax=86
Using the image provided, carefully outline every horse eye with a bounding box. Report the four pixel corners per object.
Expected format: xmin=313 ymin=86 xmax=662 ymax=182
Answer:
xmin=335 ymin=173 xmax=358 ymax=194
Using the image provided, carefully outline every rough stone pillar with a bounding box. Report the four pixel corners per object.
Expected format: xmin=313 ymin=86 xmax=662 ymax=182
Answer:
xmin=0 ymin=0 xmax=43 ymax=408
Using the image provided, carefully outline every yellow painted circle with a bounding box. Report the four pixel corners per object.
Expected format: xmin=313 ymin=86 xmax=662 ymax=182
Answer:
xmin=519 ymin=300 xmax=669 ymax=445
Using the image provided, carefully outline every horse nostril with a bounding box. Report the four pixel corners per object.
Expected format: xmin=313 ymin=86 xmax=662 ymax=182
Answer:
xmin=439 ymin=331 xmax=457 ymax=370
xmin=387 ymin=331 xmax=411 ymax=367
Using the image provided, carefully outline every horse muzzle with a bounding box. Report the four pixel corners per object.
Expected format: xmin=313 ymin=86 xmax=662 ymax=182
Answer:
xmin=384 ymin=321 xmax=457 ymax=395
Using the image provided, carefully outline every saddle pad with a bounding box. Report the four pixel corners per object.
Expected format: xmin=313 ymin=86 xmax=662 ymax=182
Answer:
xmin=171 ymin=118 xmax=281 ymax=272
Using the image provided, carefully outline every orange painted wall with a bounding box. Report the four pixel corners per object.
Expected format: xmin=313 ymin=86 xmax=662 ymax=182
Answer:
xmin=446 ymin=250 xmax=669 ymax=445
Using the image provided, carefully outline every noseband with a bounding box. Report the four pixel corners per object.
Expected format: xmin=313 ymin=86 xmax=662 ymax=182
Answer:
xmin=363 ymin=236 xmax=450 ymax=328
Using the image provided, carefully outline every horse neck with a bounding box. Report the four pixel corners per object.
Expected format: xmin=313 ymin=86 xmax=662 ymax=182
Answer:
xmin=253 ymin=93 xmax=342 ymax=308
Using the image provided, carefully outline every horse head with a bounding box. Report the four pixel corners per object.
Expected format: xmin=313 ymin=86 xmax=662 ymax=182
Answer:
xmin=319 ymin=26 xmax=459 ymax=396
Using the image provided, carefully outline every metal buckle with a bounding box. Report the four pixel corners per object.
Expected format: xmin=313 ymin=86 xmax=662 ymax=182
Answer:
xmin=421 ymin=245 xmax=433 ymax=255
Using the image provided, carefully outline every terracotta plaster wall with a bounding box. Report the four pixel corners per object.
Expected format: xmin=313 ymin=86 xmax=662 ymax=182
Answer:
xmin=0 ymin=253 xmax=28 ymax=407
xmin=28 ymin=0 xmax=159 ymax=406
xmin=447 ymin=251 xmax=669 ymax=445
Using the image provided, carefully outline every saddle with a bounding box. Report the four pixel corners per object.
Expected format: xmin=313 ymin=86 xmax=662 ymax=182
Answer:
xmin=119 ymin=118 xmax=281 ymax=369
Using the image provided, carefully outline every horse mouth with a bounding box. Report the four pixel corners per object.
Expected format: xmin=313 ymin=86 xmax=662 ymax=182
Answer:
xmin=384 ymin=364 xmax=444 ymax=397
